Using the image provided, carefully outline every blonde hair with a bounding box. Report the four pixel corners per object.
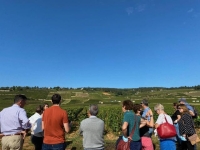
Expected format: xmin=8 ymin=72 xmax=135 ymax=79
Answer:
xmin=154 ymin=103 xmax=164 ymax=111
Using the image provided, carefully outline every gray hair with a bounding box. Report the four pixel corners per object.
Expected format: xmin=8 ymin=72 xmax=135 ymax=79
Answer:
xmin=89 ymin=104 xmax=98 ymax=116
xmin=154 ymin=103 xmax=164 ymax=111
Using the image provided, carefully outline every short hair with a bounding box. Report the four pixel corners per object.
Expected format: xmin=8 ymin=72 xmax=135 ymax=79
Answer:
xmin=154 ymin=103 xmax=164 ymax=111
xmin=89 ymin=104 xmax=98 ymax=116
xmin=133 ymin=104 xmax=142 ymax=113
xmin=141 ymin=99 xmax=149 ymax=106
xmin=14 ymin=94 xmax=27 ymax=103
xmin=122 ymin=100 xmax=133 ymax=110
xmin=51 ymin=94 xmax=61 ymax=104
xmin=35 ymin=105 xmax=43 ymax=114
xmin=178 ymin=104 xmax=189 ymax=115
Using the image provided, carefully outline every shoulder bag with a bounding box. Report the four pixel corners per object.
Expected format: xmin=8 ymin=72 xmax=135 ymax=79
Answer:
xmin=116 ymin=115 xmax=138 ymax=150
xmin=157 ymin=115 xmax=176 ymax=138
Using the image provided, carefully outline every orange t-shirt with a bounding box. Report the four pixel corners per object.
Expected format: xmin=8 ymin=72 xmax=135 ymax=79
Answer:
xmin=42 ymin=106 xmax=68 ymax=144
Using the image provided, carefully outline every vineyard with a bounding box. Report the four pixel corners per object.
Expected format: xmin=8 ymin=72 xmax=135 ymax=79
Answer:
xmin=1 ymin=87 xmax=200 ymax=149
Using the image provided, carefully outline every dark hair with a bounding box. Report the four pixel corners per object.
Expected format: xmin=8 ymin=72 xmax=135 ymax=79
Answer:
xmin=89 ymin=104 xmax=98 ymax=116
xmin=122 ymin=100 xmax=133 ymax=110
xmin=42 ymin=103 xmax=49 ymax=109
xmin=51 ymin=94 xmax=61 ymax=104
xmin=141 ymin=99 xmax=148 ymax=106
xmin=14 ymin=94 xmax=27 ymax=103
xmin=173 ymin=102 xmax=179 ymax=109
xmin=133 ymin=104 xmax=142 ymax=113
xmin=35 ymin=105 xmax=43 ymax=114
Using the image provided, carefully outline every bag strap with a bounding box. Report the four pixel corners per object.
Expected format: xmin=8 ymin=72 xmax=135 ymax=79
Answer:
xmin=164 ymin=114 xmax=169 ymax=123
xmin=129 ymin=114 xmax=137 ymax=137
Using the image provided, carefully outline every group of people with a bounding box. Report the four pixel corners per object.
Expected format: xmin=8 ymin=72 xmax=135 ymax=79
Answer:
xmin=120 ymin=98 xmax=198 ymax=150
xmin=0 ymin=94 xmax=104 ymax=150
xmin=0 ymin=94 xmax=198 ymax=150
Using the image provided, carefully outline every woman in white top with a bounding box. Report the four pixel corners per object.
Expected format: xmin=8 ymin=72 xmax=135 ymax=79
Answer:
xmin=154 ymin=104 xmax=176 ymax=150
xmin=29 ymin=105 xmax=43 ymax=150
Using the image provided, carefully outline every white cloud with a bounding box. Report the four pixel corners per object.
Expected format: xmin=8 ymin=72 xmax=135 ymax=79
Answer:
xmin=126 ymin=7 xmax=133 ymax=15
xmin=135 ymin=4 xmax=146 ymax=12
xmin=187 ymin=8 xmax=194 ymax=13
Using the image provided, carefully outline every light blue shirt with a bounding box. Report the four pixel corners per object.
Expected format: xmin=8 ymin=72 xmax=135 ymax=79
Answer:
xmin=0 ymin=104 xmax=31 ymax=135
xmin=185 ymin=103 xmax=194 ymax=113
xmin=142 ymin=107 xmax=153 ymax=135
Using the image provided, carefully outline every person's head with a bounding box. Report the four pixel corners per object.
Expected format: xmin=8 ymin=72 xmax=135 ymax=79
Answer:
xmin=88 ymin=104 xmax=98 ymax=116
xmin=133 ymin=104 xmax=143 ymax=115
xmin=35 ymin=105 xmax=43 ymax=115
xmin=51 ymin=94 xmax=61 ymax=104
xmin=43 ymin=103 xmax=49 ymax=110
xmin=14 ymin=94 xmax=27 ymax=108
xmin=177 ymin=104 xmax=189 ymax=114
xmin=141 ymin=99 xmax=149 ymax=108
xmin=173 ymin=102 xmax=178 ymax=110
xmin=179 ymin=98 xmax=187 ymax=104
xmin=122 ymin=100 xmax=133 ymax=112
xmin=154 ymin=103 xmax=164 ymax=114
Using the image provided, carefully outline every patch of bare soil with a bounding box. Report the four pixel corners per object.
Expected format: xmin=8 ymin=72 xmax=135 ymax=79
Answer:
xmin=103 ymin=92 xmax=111 ymax=96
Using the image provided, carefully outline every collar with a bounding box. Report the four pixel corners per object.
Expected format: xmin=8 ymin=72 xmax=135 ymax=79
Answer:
xmin=13 ymin=104 xmax=20 ymax=108
xmin=89 ymin=116 xmax=97 ymax=118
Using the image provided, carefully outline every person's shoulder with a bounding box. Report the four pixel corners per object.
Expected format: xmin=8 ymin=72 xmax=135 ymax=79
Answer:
xmin=96 ymin=117 xmax=104 ymax=123
xmin=80 ymin=118 xmax=89 ymax=124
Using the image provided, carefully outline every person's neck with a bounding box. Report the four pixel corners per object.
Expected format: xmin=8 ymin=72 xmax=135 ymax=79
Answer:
xmin=52 ymin=104 xmax=60 ymax=106
xmin=143 ymin=106 xmax=148 ymax=109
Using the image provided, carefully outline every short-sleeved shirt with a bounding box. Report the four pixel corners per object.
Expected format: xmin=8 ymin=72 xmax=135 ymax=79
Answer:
xmin=123 ymin=111 xmax=140 ymax=141
xmin=171 ymin=110 xmax=181 ymax=122
xmin=42 ymin=106 xmax=68 ymax=144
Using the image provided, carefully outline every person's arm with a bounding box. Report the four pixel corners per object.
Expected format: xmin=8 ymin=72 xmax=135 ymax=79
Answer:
xmin=63 ymin=111 xmax=70 ymax=133
xmin=145 ymin=109 xmax=154 ymax=127
xmin=64 ymin=123 xmax=70 ymax=133
xmin=188 ymin=106 xmax=195 ymax=116
xmin=189 ymin=110 xmax=195 ymax=117
xmin=154 ymin=114 xmax=163 ymax=129
xmin=19 ymin=109 xmax=31 ymax=129
xmin=140 ymin=118 xmax=147 ymax=128
xmin=122 ymin=122 xmax=128 ymax=138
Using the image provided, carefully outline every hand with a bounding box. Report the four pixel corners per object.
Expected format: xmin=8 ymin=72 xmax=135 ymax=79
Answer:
xmin=174 ymin=120 xmax=177 ymax=123
xmin=0 ymin=133 xmax=4 ymax=138
xmin=21 ymin=131 xmax=27 ymax=139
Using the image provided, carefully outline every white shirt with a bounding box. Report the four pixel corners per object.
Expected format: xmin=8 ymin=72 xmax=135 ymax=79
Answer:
xmin=29 ymin=113 xmax=43 ymax=137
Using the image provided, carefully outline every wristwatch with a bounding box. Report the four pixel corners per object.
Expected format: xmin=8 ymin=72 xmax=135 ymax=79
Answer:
xmin=150 ymin=115 xmax=153 ymax=117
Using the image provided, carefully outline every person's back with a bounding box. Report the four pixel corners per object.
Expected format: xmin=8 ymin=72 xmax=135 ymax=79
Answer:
xmin=80 ymin=116 xmax=104 ymax=149
xmin=42 ymin=94 xmax=70 ymax=150
xmin=79 ymin=104 xmax=104 ymax=150
xmin=0 ymin=94 xmax=31 ymax=150
xmin=43 ymin=106 xmax=68 ymax=144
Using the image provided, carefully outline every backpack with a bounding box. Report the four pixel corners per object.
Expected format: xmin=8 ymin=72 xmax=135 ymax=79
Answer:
xmin=191 ymin=105 xmax=198 ymax=119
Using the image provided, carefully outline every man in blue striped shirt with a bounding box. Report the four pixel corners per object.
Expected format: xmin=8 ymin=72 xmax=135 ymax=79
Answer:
xmin=0 ymin=94 xmax=31 ymax=150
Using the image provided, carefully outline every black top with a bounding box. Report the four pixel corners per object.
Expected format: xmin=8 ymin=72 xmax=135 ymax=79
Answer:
xmin=140 ymin=125 xmax=150 ymax=137
xmin=171 ymin=110 xmax=181 ymax=122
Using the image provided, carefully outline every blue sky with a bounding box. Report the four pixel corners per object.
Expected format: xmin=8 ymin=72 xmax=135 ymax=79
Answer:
xmin=0 ymin=0 xmax=200 ymax=88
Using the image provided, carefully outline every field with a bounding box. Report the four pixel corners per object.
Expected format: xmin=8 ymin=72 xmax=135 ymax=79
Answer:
xmin=0 ymin=87 xmax=200 ymax=149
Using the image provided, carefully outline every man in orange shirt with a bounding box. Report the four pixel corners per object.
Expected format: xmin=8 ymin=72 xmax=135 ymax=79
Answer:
xmin=42 ymin=94 xmax=70 ymax=150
